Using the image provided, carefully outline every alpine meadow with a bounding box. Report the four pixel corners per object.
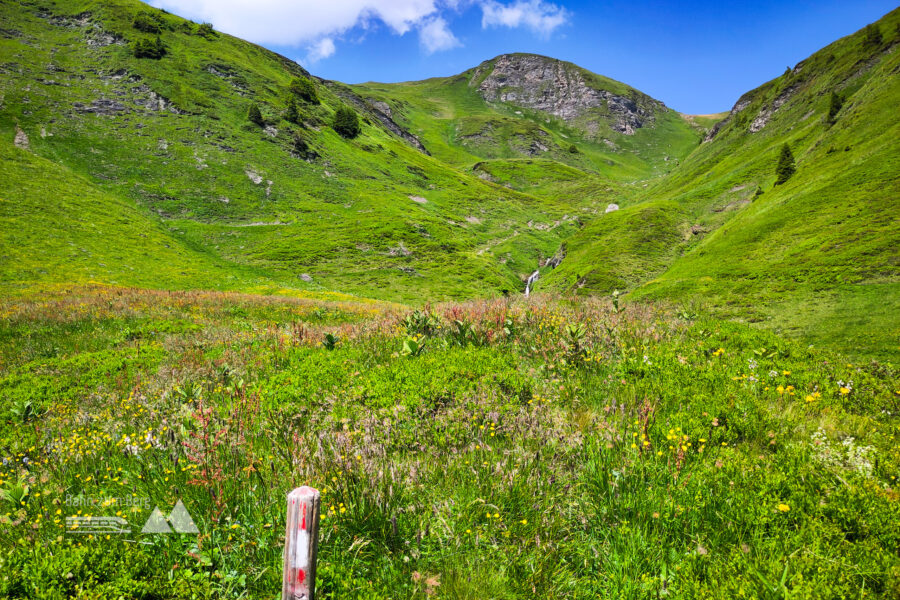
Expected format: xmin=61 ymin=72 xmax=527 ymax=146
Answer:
xmin=0 ymin=1 xmax=898 ymax=598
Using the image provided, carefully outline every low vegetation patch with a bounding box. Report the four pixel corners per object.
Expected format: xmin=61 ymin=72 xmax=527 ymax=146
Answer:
xmin=1 ymin=287 xmax=897 ymax=598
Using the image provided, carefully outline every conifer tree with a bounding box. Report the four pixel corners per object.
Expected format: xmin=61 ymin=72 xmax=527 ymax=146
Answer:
xmin=826 ymin=91 xmax=843 ymax=125
xmin=775 ymin=143 xmax=795 ymax=185
xmin=248 ymin=103 xmax=264 ymax=127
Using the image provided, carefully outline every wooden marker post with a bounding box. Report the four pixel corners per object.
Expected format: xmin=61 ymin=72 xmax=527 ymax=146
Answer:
xmin=282 ymin=486 xmax=321 ymax=600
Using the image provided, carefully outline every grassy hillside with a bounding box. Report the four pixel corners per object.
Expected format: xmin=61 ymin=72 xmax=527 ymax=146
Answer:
xmin=0 ymin=141 xmax=271 ymax=294
xmin=1 ymin=5 xmax=899 ymax=598
xmin=541 ymin=9 xmax=900 ymax=361
xmin=354 ymin=55 xmax=701 ymax=183
xmin=0 ymin=0 xmax=627 ymax=302
xmin=0 ymin=0 xmax=895 ymax=358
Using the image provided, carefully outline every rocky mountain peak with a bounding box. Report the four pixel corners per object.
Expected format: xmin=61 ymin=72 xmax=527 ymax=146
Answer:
xmin=469 ymin=53 xmax=665 ymax=135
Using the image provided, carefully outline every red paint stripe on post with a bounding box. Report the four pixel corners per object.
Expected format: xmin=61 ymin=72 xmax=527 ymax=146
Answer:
xmin=282 ymin=487 xmax=320 ymax=600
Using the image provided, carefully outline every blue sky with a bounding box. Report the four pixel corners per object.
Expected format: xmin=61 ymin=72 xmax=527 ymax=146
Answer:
xmin=151 ymin=0 xmax=897 ymax=114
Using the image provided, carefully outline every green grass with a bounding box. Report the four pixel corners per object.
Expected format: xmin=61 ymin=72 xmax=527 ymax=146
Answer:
xmin=2 ymin=1 xmax=896 ymax=360
xmin=0 ymin=0 xmax=629 ymax=302
xmin=541 ymin=200 xmax=687 ymax=292
xmin=0 ymin=142 xmax=273 ymax=294
xmin=541 ymin=8 xmax=900 ymax=362
xmin=1 ymin=7 xmax=899 ymax=595
xmin=0 ymin=290 xmax=898 ymax=598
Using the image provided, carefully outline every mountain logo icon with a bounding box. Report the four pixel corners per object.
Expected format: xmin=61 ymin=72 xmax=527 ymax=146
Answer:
xmin=141 ymin=500 xmax=199 ymax=534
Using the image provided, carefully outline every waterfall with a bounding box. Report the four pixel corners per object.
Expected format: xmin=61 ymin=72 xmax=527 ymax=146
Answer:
xmin=524 ymin=270 xmax=540 ymax=297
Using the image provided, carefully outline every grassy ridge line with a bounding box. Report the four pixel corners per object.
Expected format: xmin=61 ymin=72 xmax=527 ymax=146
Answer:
xmin=353 ymin=57 xmax=702 ymax=182
xmin=541 ymin=9 xmax=900 ymax=361
xmin=0 ymin=0 xmax=606 ymax=302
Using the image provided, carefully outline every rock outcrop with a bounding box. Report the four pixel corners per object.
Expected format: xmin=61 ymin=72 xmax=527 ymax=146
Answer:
xmin=470 ymin=54 xmax=665 ymax=135
xmin=749 ymin=85 xmax=798 ymax=133
xmin=14 ymin=127 xmax=29 ymax=149
xmin=366 ymin=99 xmax=429 ymax=154
xmin=704 ymin=93 xmax=753 ymax=142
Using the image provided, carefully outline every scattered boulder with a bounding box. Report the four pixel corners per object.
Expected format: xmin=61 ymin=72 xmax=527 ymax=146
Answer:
xmin=132 ymin=85 xmax=184 ymax=114
xmin=370 ymin=100 xmax=392 ymax=119
xmin=85 ymin=29 xmax=123 ymax=47
xmin=14 ymin=127 xmax=29 ymax=149
xmin=299 ymin=273 xmax=313 ymax=282
xmin=605 ymin=203 xmax=619 ymax=213
xmin=387 ymin=242 xmax=412 ymax=256
xmin=409 ymin=195 xmax=427 ymax=204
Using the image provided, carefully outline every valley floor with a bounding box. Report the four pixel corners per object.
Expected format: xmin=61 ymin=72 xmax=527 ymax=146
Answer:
xmin=1 ymin=286 xmax=897 ymax=599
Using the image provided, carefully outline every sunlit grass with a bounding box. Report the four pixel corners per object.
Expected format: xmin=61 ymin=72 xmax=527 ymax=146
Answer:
xmin=1 ymin=289 xmax=897 ymax=598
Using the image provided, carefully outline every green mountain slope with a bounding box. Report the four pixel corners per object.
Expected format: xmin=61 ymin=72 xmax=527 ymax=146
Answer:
xmin=541 ymin=9 xmax=900 ymax=361
xmin=0 ymin=1 xmax=896 ymax=359
xmin=0 ymin=140 xmax=272 ymax=294
xmin=354 ymin=53 xmax=701 ymax=183
xmin=0 ymin=0 xmax=636 ymax=302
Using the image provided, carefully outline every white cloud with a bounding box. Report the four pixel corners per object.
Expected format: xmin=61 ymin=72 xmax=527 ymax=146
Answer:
xmin=480 ymin=0 xmax=570 ymax=38
xmin=418 ymin=16 xmax=461 ymax=54
xmin=149 ymin=0 xmax=571 ymax=59
xmin=306 ymin=37 xmax=336 ymax=63
xmin=150 ymin=0 xmax=442 ymax=46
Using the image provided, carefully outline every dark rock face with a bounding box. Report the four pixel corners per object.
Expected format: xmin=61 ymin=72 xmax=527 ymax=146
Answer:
xmin=74 ymin=98 xmax=128 ymax=115
xmin=366 ymin=100 xmax=429 ymax=154
xmin=470 ymin=54 xmax=663 ymax=135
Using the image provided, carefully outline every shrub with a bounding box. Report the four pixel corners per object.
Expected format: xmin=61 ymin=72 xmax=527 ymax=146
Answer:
xmin=322 ymin=333 xmax=338 ymax=350
xmin=247 ymin=103 xmax=264 ymax=127
xmin=568 ymin=144 xmax=578 ymax=154
xmin=291 ymin=132 xmax=317 ymax=160
xmin=775 ymin=143 xmax=795 ymax=185
xmin=289 ymin=77 xmax=318 ymax=104
xmin=332 ymin=106 xmax=361 ymax=139
xmin=863 ymin=24 xmax=883 ymax=48
xmin=196 ymin=22 xmax=217 ymax=40
xmin=132 ymin=12 xmax=163 ymax=34
xmin=132 ymin=36 xmax=166 ymax=59
xmin=403 ymin=309 xmax=440 ymax=338
xmin=285 ymin=98 xmax=300 ymax=124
